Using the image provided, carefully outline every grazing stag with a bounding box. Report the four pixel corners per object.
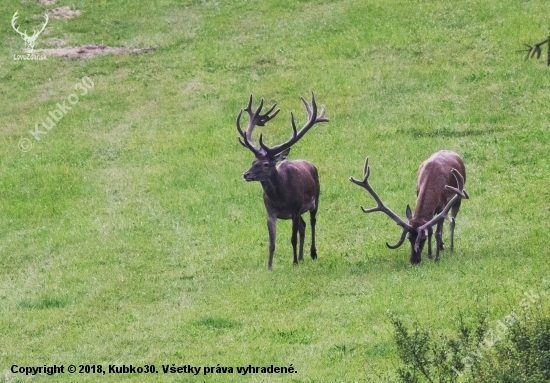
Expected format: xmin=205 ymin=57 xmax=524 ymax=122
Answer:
xmin=350 ymin=150 xmax=468 ymax=264
xmin=237 ymin=93 xmax=329 ymax=270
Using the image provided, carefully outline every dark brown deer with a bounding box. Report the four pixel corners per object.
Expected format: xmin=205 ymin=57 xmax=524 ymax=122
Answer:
xmin=237 ymin=93 xmax=329 ymax=270
xmin=350 ymin=150 xmax=468 ymax=264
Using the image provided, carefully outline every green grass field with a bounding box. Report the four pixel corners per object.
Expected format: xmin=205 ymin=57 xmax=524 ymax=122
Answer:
xmin=1 ymin=0 xmax=549 ymax=381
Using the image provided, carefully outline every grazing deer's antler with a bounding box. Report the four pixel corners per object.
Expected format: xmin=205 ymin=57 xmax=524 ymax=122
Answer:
xmin=350 ymin=157 xmax=413 ymax=249
xmin=11 ymin=11 xmax=49 ymax=52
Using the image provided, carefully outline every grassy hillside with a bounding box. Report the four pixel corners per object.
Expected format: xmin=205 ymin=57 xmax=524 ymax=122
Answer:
xmin=1 ymin=0 xmax=549 ymax=381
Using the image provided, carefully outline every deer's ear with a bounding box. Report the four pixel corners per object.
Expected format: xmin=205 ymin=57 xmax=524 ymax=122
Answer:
xmin=274 ymin=148 xmax=291 ymax=162
xmin=406 ymin=205 xmax=412 ymax=221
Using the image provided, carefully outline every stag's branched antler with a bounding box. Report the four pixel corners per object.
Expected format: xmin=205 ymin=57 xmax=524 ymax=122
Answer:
xmin=237 ymin=95 xmax=280 ymax=156
xmin=236 ymin=93 xmax=329 ymax=157
xmin=259 ymin=92 xmax=329 ymax=157
xmin=236 ymin=95 xmax=280 ymax=156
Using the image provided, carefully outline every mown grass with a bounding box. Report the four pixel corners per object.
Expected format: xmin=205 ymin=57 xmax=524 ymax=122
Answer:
xmin=1 ymin=0 xmax=549 ymax=381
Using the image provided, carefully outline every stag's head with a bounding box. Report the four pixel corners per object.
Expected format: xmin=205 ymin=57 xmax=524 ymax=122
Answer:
xmin=242 ymin=148 xmax=290 ymax=182
xmin=406 ymin=215 xmax=429 ymax=264
xmin=370 ymin=192 xmax=432 ymax=265
xmin=385 ymin=205 xmax=428 ymax=264
xmin=237 ymin=93 xmax=328 ymax=182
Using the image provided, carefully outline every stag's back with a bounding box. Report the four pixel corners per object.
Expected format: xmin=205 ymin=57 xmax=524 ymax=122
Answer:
xmin=414 ymin=150 xmax=465 ymax=223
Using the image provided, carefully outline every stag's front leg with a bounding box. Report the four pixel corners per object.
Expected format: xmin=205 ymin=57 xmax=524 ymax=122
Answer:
xmin=291 ymin=215 xmax=300 ymax=265
xmin=298 ymin=216 xmax=306 ymax=261
xmin=426 ymin=227 xmax=434 ymax=259
xmin=434 ymin=220 xmax=444 ymax=261
xmin=267 ymin=215 xmax=277 ymax=270
xmin=439 ymin=218 xmax=445 ymax=251
xmin=449 ymin=217 xmax=456 ymax=251
xmin=449 ymin=200 xmax=461 ymax=252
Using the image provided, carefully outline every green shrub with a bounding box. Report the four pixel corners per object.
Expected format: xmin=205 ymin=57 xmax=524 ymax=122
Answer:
xmin=374 ymin=304 xmax=550 ymax=383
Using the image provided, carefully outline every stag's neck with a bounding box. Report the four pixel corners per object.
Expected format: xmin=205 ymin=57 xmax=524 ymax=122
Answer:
xmin=260 ymin=170 xmax=286 ymax=203
xmin=412 ymin=185 xmax=441 ymax=226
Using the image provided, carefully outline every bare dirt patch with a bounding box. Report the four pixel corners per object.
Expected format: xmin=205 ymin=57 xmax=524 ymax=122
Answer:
xmin=42 ymin=37 xmax=67 ymax=47
xmin=39 ymin=0 xmax=56 ymax=5
xmin=33 ymin=44 xmax=154 ymax=59
xmin=47 ymin=6 xmax=81 ymax=19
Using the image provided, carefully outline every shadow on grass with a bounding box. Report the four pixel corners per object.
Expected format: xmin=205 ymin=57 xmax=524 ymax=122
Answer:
xmin=399 ymin=126 xmax=500 ymax=138
xmin=19 ymin=295 xmax=70 ymax=309
xmin=194 ymin=315 xmax=240 ymax=330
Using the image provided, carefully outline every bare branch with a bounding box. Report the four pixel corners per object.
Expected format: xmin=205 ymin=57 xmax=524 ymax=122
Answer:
xmin=522 ymin=37 xmax=550 ymax=65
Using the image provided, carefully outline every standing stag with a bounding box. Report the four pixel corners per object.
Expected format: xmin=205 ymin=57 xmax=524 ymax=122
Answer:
xmin=350 ymin=150 xmax=468 ymax=264
xmin=237 ymin=93 xmax=329 ymax=270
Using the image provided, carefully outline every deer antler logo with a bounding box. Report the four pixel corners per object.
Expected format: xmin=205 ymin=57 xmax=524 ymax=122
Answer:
xmin=11 ymin=11 xmax=49 ymax=52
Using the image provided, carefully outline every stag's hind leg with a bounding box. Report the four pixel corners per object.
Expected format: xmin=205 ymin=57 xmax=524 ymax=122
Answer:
xmin=309 ymin=207 xmax=317 ymax=260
